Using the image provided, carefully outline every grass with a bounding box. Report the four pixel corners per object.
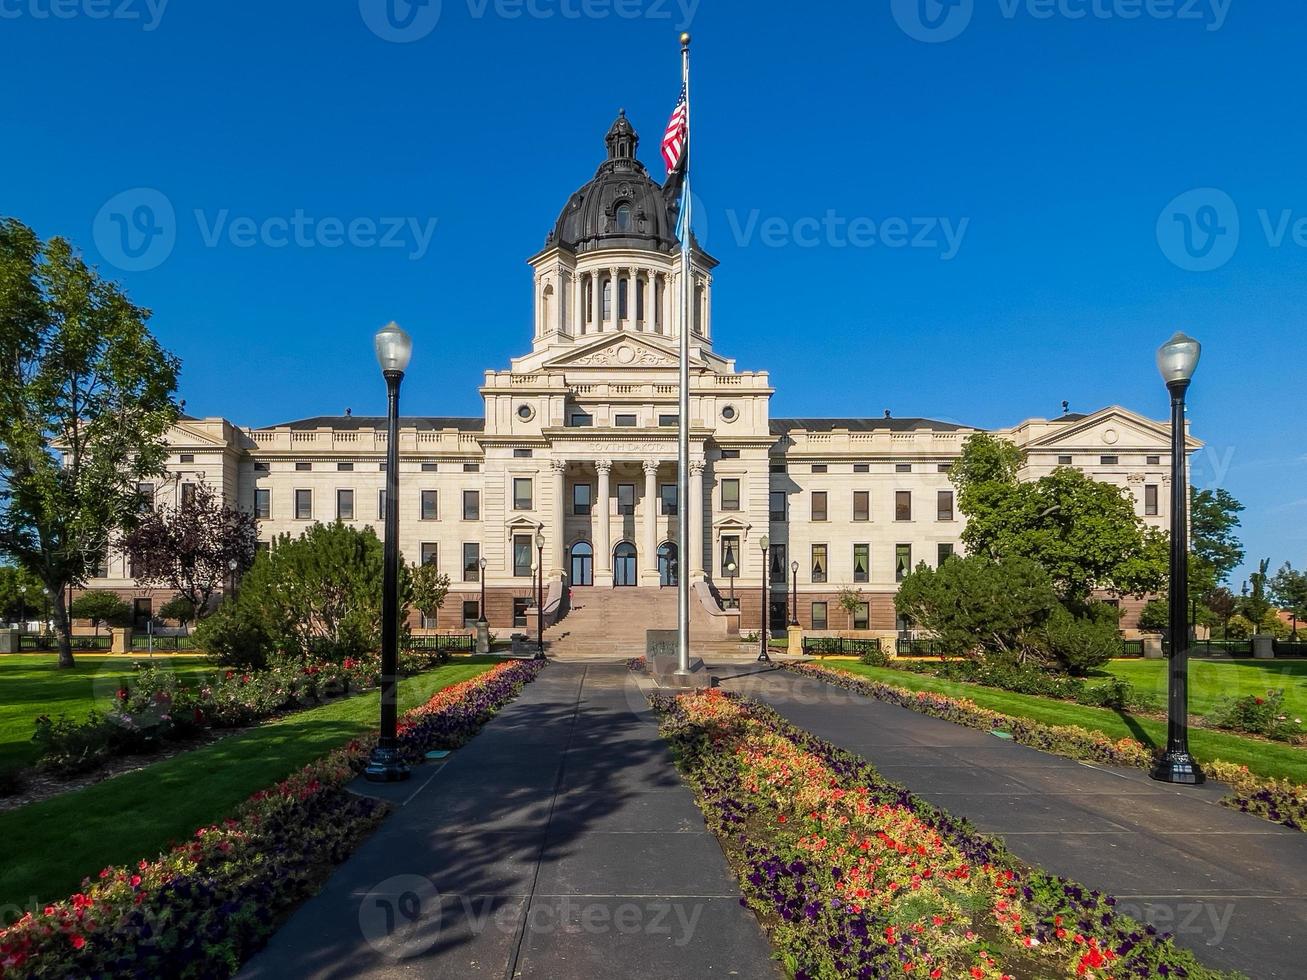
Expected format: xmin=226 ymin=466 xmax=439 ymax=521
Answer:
xmin=834 ymin=662 xmax=1307 ymax=785
xmin=0 ymin=654 xmax=211 ymax=776
xmin=0 ymin=658 xmax=497 ymax=916
xmin=1098 ymin=658 xmax=1307 ymax=718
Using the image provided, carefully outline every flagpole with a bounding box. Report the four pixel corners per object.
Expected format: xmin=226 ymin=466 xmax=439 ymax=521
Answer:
xmin=676 ymin=31 xmax=692 ymax=677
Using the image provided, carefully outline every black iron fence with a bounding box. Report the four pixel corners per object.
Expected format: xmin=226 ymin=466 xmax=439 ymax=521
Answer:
xmin=129 ymin=634 xmax=197 ymax=652
xmin=408 ymin=634 xmax=475 ymax=653
xmin=18 ymin=633 xmax=113 ymax=652
xmin=895 ymin=637 xmax=957 ymax=657
xmin=802 ymin=636 xmax=882 ymax=658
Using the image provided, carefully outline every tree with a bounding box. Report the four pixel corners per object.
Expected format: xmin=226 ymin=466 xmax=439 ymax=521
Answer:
xmin=836 ymin=586 xmax=864 ymax=631
xmin=1189 ymin=488 xmax=1245 ymax=595
xmin=70 ymin=589 xmax=130 ymax=637
xmin=955 ymin=446 xmax=1168 ymax=601
xmin=894 ymin=555 xmax=1058 ymax=659
xmin=1136 ymin=598 xmax=1170 ymax=634
xmin=1206 ymin=586 xmax=1237 ymax=637
xmin=0 ymin=220 xmax=179 ymax=667
xmin=120 ymin=483 xmax=256 ymax=620
xmin=0 ymin=562 xmax=44 ymax=624
xmin=1238 ymin=559 xmax=1273 ymax=629
xmin=410 ymin=560 xmax=450 ymax=628
xmin=1270 ymin=562 xmax=1307 ymax=638
xmin=1040 ymin=602 xmax=1121 ymax=675
xmin=159 ymin=594 xmax=198 ymax=632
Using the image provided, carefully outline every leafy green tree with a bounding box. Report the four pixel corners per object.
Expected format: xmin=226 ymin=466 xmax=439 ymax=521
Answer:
xmin=0 ymin=219 xmax=179 ymax=666
xmin=69 ymin=590 xmax=130 ymax=637
xmin=836 ymin=586 xmax=864 ymax=631
xmin=1136 ymin=598 xmax=1170 ymax=634
xmin=1206 ymin=586 xmax=1237 ymax=636
xmin=1039 ymin=602 xmax=1121 ymax=675
xmin=1270 ymin=563 xmax=1307 ymax=638
xmin=894 ymin=555 xmax=1058 ymax=659
xmin=1189 ymin=487 xmax=1245 ymax=595
xmin=1238 ymin=559 xmax=1273 ymax=629
xmin=410 ymin=560 xmax=450 ymax=627
xmin=158 ymin=595 xmax=198 ymax=632
xmin=0 ymin=562 xmax=44 ymax=624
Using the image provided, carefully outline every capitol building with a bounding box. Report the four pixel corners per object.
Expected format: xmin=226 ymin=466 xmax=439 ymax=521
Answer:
xmin=90 ymin=112 xmax=1183 ymax=641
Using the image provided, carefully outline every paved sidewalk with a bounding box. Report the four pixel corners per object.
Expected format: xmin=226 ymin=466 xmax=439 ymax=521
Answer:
xmin=715 ymin=664 xmax=1307 ymax=980
xmin=239 ymin=664 xmax=778 ymax=980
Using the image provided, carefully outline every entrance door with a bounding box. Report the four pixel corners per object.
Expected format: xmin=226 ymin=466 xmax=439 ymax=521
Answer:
xmin=613 ymin=542 xmax=638 ymax=587
xmin=570 ymin=542 xmax=593 ymax=587
xmin=657 ymin=542 xmax=678 ymax=587
xmin=133 ymin=598 xmax=153 ymax=631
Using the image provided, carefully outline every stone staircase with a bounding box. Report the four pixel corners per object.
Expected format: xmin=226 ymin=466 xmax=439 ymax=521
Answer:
xmin=544 ymin=587 xmax=747 ymax=660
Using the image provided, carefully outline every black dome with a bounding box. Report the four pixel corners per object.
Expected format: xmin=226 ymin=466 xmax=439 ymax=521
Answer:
xmin=549 ymin=110 xmax=683 ymax=254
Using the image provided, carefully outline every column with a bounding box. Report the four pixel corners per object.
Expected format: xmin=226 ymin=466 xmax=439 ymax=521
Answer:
xmin=595 ymin=459 xmax=613 ymax=587
xmin=591 ymin=272 xmax=602 ymax=333
xmin=572 ymin=271 xmax=582 ymax=336
xmin=608 ymin=266 xmax=619 ymax=331
xmin=689 ymin=459 xmax=706 ymax=579
xmin=551 ymin=460 xmax=567 ymax=577
xmin=642 ymin=460 xmax=660 ymax=585
xmin=643 ymin=273 xmax=653 ymax=333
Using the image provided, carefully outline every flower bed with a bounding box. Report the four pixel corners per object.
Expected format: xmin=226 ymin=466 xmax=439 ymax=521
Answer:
xmin=0 ymin=659 xmax=544 ymax=978
xmin=655 ymin=688 xmax=1240 ymax=980
xmin=787 ymin=662 xmax=1306 ymax=833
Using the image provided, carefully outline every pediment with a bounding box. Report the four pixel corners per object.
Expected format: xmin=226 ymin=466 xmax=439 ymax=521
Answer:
xmin=1026 ymin=407 xmax=1199 ymax=451
xmin=166 ymin=421 xmax=232 ymax=449
xmin=544 ymin=334 xmax=699 ymax=371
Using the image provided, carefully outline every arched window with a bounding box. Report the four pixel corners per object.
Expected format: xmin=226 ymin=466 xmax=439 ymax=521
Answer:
xmin=614 ymin=541 xmax=638 ymax=587
xmin=615 ymin=204 xmax=632 ymax=232
xmin=570 ymin=541 xmax=593 ymax=587
xmin=540 ymin=284 xmax=554 ymax=336
xmin=658 ymin=542 xmax=678 ymax=587
xmin=602 ymin=279 xmax=612 ymax=321
xmin=618 ymin=277 xmax=628 ymax=321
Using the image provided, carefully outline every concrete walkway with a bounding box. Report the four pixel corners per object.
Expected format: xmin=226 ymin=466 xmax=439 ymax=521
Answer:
xmin=715 ymin=664 xmax=1307 ymax=980
xmin=239 ymin=664 xmax=778 ymax=980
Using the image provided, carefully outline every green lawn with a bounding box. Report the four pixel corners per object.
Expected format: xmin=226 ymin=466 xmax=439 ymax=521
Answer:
xmin=835 ymin=663 xmax=1307 ymax=785
xmin=0 ymin=654 xmax=212 ymax=776
xmin=0 ymin=658 xmax=496 ymax=916
xmin=1098 ymin=659 xmax=1307 ymax=718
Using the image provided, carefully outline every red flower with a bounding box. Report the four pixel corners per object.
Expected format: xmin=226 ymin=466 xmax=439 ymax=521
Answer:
xmin=70 ymin=935 xmax=85 ymax=950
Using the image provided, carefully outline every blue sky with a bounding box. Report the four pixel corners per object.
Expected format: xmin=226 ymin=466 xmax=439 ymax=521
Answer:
xmin=1 ymin=0 xmax=1302 ymax=585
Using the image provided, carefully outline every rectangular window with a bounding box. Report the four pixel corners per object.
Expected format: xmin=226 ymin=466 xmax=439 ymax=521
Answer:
xmin=1147 ymin=455 xmax=1161 ymax=466
xmin=811 ymin=490 xmax=828 ymax=522
xmin=420 ymin=542 xmax=438 ymax=568
xmin=811 ymin=544 xmax=827 ymax=584
xmin=853 ymin=490 xmax=869 ymax=522
xmin=513 ymin=598 xmax=530 ymax=628
xmin=1145 ymin=484 xmax=1159 ymax=516
xmin=513 ymin=478 xmax=533 ymax=511
xmin=658 ymin=414 xmax=678 ymax=427
xmin=660 ymin=483 xmax=678 ymax=516
xmin=721 ymin=479 xmax=740 ymax=511
xmin=853 ymin=463 xmax=869 ymax=474
xmin=462 ymin=600 xmax=480 ymax=628
xmin=295 ymin=462 xmax=311 ymax=472
xmin=253 ymin=461 xmax=270 ymax=472
xmin=513 ymin=448 xmax=533 ymax=459
xmin=295 ymin=489 xmax=312 ymax=520
xmin=937 ymin=463 xmax=952 ymax=473
xmin=1058 ymin=455 xmax=1073 ymax=465
xmin=853 ymin=544 xmax=869 ymax=583
xmin=937 ymin=542 xmax=955 ymax=566
xmin=720 ymin=449 xmax=740 ymax=459
xmin=421 ymin=462 xmax=438 ymax=472
xmin=1100 ymin=455 xmax=1118 ymax=466
xmin=811 ymin=464 xmax=827 ymax=473
xmin=463 ymin=462 xmax=480 ymax=472
xmin=895 ymin=490 xmax=912 ymax=522
xmin=463 ymin=490 xmax=480 ymax=521
xmin=937 ymin=490 xmax=954 ymax=522
xmin=377 ymin=489 xmax=387 ymax=520
xmin=135 ymin=483 xmax=155 ymax=512
xmin=338 ymin=462 xmax=354 ymax=472
xmin=769 ymin=490 xmax=786 ymax=523
xmin=770 ymin=462 xmax=786 ymax=473
xmin=573 ymin=483 xmax=592 ymax=516
xmin=181 ymin=483 xmax=196 ymax=509
xmin=769 ymin=543 xmax=787 ymax=583
xmin=421 ymin=489 xmax=438 ymax=520
xmin=617 ymin=484 xmax=636 ymax=516
xmin=896 ymin=463 xmax=912 ymax=473
xmin=854 ymin=602 xmax=870 ymax=631
xmin=614 ymin=414 xmax=637 ymax=427
xmin=811 ymin=601 xmax=828 ymax=630
xmin=336 ymin=489 xmax=355 ymax=521
xmin=896 ymin=544 xmax=912 ymax=582
xmin=179 ymin=453 xmax=194 ymax=464
xmin=570 ymin=412 xmax=593 ymax=428
xmin=463 ymin=542 xmax=480 ymax=582
xmin=720 ymin=535 xmax=740 ymax=578
xmin=513 ymin=534 xmax=533 ymax=577
xmin=254 ymin=488 xmax=271 ymax=519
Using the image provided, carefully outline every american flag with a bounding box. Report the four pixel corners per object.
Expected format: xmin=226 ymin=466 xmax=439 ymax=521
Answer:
xmin=661 ymin=84 xmax=688 ymax=173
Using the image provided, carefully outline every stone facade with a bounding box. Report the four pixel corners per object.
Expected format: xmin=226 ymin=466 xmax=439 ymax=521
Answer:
xmin=85 ymin=113 xmax=1193 ymax=636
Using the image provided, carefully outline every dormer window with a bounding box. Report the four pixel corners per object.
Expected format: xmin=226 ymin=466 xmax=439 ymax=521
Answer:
xmin=615 ymin=203 xmax=632 ymax=232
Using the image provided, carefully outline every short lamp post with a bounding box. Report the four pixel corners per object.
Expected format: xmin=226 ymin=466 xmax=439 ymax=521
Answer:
xmin=534 ymin=530 xmax=546 ymax=660
xmin=477 ymin=556 xmax=488 ymax=625
xmin=366 ymin=322 xmax=413 ymax=783
xmin=228 ymin=558 xmax=240 ymax=604
xmin=758 ymin=534 xmax=771 ymax=663
xmin=790 ymin=560 xmax=800 ymax=627
xmin=726 ymin=560 xmax=737 ymax=609
xmin=1151 ymin=331 xmax=1205 ymax=786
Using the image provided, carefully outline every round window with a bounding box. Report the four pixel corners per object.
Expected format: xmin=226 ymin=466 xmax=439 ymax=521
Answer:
xmin=721 ymin=404 xmax=738 ymax=422
xmin=517 ymin=404 xmax=535 ymax=421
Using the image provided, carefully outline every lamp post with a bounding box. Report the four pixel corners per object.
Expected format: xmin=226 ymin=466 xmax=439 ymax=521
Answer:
xmin=535 ymin=530 xmax=546 ymax=659
xmin=726 ymin=560 xmax=737 ymax=609
xmin=365 ymin=322 xmax=413 ymax=784
xmin=758 ymin=534 xmax=770 ymax=663
xmin=1151 ymin=331 xmax=1205 ymax=786
xmin=790 ymin=560 xmax=799 ymax=627
xmin=477 ymin=556 xmax=488 ymax=625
